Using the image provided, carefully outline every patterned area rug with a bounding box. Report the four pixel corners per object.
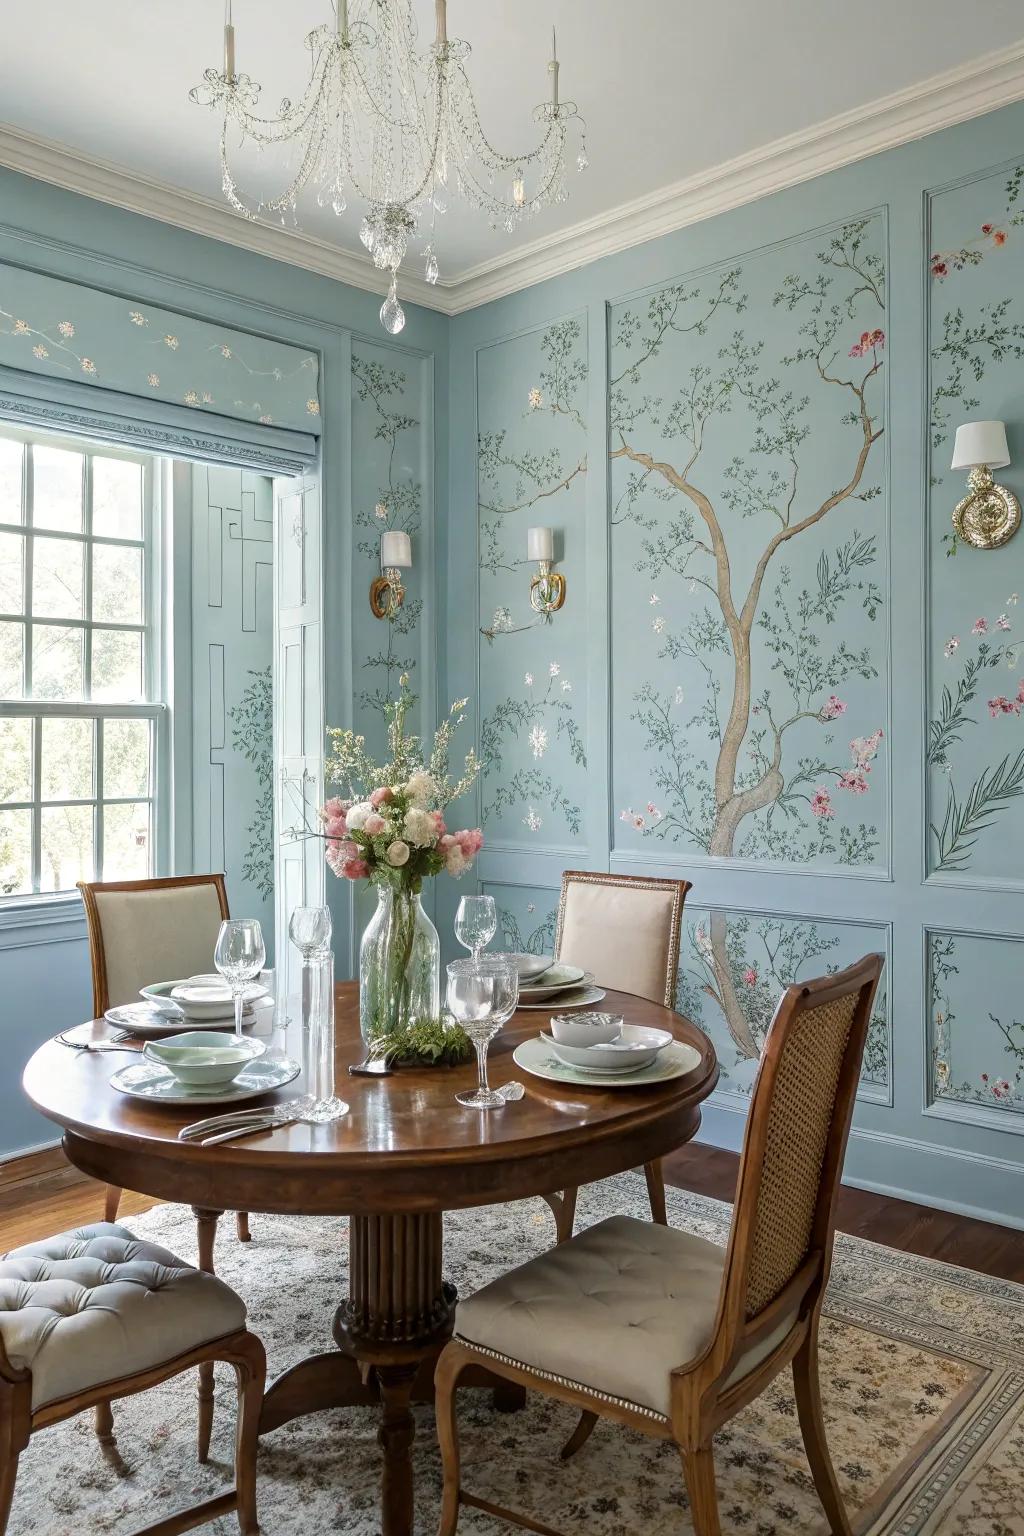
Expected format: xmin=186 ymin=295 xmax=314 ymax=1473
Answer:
xmin=7 ymin=1175 xmax=1024 ymax=1535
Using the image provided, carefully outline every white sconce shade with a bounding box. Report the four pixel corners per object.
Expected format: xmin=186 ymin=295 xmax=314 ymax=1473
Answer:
xmin=381 ymin=530 xmax=412 ymax=568
xmin=527 ymin=526 xmax=554 ymax=562
xmin=951 ymin=420 xmax=1011 ymax=471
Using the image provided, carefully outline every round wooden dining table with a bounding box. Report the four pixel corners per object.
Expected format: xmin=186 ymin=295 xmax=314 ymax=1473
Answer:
xmin=23 ymin=982 xmax=718 ymax=1536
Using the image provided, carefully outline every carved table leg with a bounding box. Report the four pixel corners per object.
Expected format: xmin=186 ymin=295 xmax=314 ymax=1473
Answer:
xmin=334 ymin=1212 xmax=457 ymax=1536
xmin=192 ymin=1207 xmax=223 ymax=1462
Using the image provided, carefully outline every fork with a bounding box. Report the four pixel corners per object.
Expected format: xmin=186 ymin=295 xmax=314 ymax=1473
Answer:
xmin=56 ymin=1031 xmax=140 ymax=1053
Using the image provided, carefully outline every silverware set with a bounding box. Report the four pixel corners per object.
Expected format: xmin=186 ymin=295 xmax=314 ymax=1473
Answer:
xmin=177 ymin=1105 xmax=303 ymax=1146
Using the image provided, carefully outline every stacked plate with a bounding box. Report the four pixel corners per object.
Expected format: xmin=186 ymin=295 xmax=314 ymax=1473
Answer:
xmin=104 ymin=974 xmax=274 ymax=1037
xmin=515 ymin=959 xmax=606 ymax=1011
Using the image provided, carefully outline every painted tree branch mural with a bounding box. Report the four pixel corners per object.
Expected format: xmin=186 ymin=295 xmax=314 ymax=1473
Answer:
xmin=612 ymin=220 xmax=887 ymax=1060
xmin=228 ymin=665 xmax=274 ymax=900
xmin=352 ymin=350 xmax=423 ymax=724
xmin=930 ymin=934 xmax=1024 ymax=1113
xmin=477 ymin=319 xmax=588 ymax=838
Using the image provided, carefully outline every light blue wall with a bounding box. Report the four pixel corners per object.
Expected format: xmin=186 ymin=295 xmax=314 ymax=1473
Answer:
xmin=443 ymin=100 xmax=1024 ymax=1228
xmin=0 ymin=166 xmax=448 ymax=1155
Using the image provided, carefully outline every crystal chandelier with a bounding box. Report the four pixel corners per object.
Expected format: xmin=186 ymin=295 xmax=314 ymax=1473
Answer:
xmin=190 ymin=1 xmax=587 ymax=333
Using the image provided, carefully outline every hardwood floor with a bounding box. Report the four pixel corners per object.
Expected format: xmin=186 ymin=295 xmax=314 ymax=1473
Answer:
xmin=663 ymin=1142 xmax=1024 ymax=1284
xmin=2 ymin=1142 xmax=1023 ymax=1285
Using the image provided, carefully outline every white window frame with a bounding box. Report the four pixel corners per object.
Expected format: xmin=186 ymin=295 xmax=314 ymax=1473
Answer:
xmin=0 ymin=423 xmax=167 ymax=903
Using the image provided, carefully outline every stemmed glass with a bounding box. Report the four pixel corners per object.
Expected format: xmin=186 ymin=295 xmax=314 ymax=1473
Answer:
xmin=455 ymin=895 xmax=497 ymax=961
xmin=214 ymin=919 xmax=266 ymax=1038
xmin=289 ymin=905 xmax=332 ymax=1021
xmin=447 ymin=956 xmax=519 ymax=1110
xmin=288 ymin=906 xmax=348 ymax=1123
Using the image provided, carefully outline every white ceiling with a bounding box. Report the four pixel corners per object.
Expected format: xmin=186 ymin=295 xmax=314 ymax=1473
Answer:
xmin=1 ymin=1 xmax=1023 ymax=291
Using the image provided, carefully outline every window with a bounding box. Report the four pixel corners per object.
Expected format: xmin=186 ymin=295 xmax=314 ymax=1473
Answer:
xmin=0 ymin=426 xmax=162 ymax=898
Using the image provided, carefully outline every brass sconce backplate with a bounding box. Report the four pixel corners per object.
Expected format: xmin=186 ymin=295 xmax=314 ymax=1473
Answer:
xmin=370 ymin=571 xmax=404 ymax=619
xmin=529 ymin=568 xmax=566 ymax=615
xmin=953 ymin=466 xmax=1022 ymax=550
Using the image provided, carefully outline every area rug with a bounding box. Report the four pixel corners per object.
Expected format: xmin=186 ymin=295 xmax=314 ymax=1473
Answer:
xmin=7 ymin=1175 xmax=1024 ymax=1535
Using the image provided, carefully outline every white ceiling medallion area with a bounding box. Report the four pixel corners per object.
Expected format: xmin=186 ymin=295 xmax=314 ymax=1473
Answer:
xmin=2 ymin=39 xmax=1023 ymax=318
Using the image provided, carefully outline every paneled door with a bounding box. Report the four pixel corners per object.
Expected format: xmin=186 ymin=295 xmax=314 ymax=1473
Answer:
xmin=273 ymin=470 xmax=325 ymax=1002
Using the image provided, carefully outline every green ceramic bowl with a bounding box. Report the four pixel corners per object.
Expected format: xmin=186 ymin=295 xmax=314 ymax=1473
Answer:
xmin=142 ymin=1031 xmax=266 ymax=1088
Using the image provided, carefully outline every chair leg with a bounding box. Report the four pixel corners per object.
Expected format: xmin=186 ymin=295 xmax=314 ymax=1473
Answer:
xmin=434 ymin=1345 xmax=469 ymax=1536
xmin=680 ymin=1444 xmax=722 ymax=1536
xmin=230 ymin=1333 xmax=266 ymax=1536
xmin=0 ymin=1450 xmax=19 ymax=1536
xmin=793 ymin=1330 xmax=853 ymax=1536
xmin=560 ymin=1409 xmax=598 ymax=1461
xmin=643 ymin=1160 xmax=668 ymax=1225
xmin=103 ymin=1184 xmax=123 ymax=1223
xmin=192 ymin=1209 xmax=223 ymax=1463
xmin=541 ymin=1188 xmax=578 ymax=1244
xmin=94 ymin=1401 xmax=117 ymax=1462
xmin=234 ymin=1212 xmax=252 ymax=1244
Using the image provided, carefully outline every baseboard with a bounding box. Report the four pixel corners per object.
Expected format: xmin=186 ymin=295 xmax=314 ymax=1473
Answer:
xmin=0 ymin=1140 xmax=90 ymax=1201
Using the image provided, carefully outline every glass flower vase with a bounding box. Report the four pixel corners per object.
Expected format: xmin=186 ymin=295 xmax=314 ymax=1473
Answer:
xmin=359 ymin=884 xmax=440 ymax=1046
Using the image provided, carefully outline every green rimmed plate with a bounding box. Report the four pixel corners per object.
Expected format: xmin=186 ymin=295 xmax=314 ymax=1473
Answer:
xmin=109 ymin=1055 xmax=300 ymax=1105
xmin=512 ymin=1035 xmax=701 ymax=1088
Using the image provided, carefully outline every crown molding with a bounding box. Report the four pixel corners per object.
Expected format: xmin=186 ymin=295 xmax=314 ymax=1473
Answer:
xmin=2 ymin=37 xmax=1024 ymax=319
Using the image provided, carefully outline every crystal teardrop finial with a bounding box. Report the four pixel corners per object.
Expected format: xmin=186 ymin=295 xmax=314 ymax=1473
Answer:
xmin=380 ymin=283 xmax=406 ymax=335
xmin=425 ymin=251 xmax=439 ymax=284
xmin=576 ymin=148 xmax=589 ymax=172
xmin=359 ymin=217 xmax=375 ymax=250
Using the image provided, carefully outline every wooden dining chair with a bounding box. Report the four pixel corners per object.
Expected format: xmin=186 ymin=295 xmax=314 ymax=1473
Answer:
xmin=77 ymin=873 xmax=252 ymax=1245
xmin=0 ymin=1222 xmax=265 ymax=1536
xmin=435 ymin=953 xmax=885 ymax=1536
xmin=543 ymin=870 xmax=690 ymax=1242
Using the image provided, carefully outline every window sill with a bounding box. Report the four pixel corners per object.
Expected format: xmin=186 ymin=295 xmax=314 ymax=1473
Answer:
xmin=0 ymin=893 xmax=87 ymax=951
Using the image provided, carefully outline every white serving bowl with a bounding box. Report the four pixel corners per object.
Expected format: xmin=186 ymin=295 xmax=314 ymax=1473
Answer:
xmin=169 ymin=981 xmax=267 ymax=1021
xmin=142 ymin=1031 xmax=266 ymax=1088
xmin=544 ymin=1023 xmax=673 ymax=1073
xmin=549 ymin=1011 xmax=623 ymax=1047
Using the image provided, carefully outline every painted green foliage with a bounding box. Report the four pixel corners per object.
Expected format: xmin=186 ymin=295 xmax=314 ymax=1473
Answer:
xmin=928 ymin=165 xmax=1024 ymax=878
xmin=610 ymin=219 xmax=888 ymax=1063
xmin=228 ymin=664 xmax=273 ymax=900
xmin=930 ymin=933 xmax=1024 ymax=1115
xmin=477 ymin=320 xmax=588 ymax=841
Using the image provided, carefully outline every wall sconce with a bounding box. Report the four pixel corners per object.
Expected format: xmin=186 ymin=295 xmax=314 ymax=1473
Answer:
xmin=370 ymin=530 xmax=411 ymax=619
xmin=527 ymin=526 xmax=565 ymax=615
xmin=951 ymin=420 xmax=1020 ymax=550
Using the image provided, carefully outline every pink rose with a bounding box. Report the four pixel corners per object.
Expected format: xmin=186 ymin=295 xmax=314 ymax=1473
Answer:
xmin=364 ymin=813 xmax=388 ymax=835
xmin=454 ymin=828 xmax=484 ymax=856
xmin=342 ymin=858 xmax=370 ymax=880
xmin=321 ymin=796 xmax=347 ymax=820
xmin=370 ymin=787 xmax=394 ymax=808
xmin=324 ymin=814 xmax=348 ymax=839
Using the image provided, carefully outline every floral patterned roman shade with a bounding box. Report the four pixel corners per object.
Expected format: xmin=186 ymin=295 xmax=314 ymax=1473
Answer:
xmin=0 ymin=260 xmax=321 ymax=447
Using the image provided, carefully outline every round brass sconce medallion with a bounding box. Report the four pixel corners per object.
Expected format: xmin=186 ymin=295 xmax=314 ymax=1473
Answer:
xmin=952 ymin=468 xmax=1021 ymax=551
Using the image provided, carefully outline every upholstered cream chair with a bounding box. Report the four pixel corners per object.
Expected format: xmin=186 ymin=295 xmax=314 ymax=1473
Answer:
xmin=546 ymin=870 xmax=690 ymax=1239
xmin=0 ymin=1222 xmax=265 ymax=1535
xmin=435 ymin=954 xmax=885 ymax=1536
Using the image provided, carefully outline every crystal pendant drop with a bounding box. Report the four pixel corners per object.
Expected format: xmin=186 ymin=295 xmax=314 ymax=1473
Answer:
xmin=577 ymin=148 xmax=589 ymax=172
xmin=332 ymin=194 xmax=346 ymax=214
xmin=425 ymin=250 xmax=439 ymax=285
xmin=359 ymin=217 xmax=375 ymax=251
xmin=380 ymin=282 xmax=406 ymax=335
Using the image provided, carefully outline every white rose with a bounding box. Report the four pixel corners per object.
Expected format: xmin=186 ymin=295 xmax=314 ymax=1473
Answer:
xmin=345 ymin=801 xmax=374 ymax=832
xmin=404 ymin=807 xmax=435 ymax=847
xmin=404 ymin=771 xmax=436 ymax=808
xmin=386 ymin=840 xmax=410 ymax=867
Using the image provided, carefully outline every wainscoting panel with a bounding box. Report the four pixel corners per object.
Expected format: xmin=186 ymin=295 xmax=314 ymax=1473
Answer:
xmin=926 ymin=926 xmax=1024 ymax=1134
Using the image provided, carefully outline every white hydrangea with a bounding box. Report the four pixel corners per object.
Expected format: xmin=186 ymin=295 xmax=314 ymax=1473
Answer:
xmin=404 ymin=771 xmax=436 ymax=808
xmin=345 ymin=801 xmax=374 ymax=831
xmin=404 ymin=807 xmax=435 ymax=847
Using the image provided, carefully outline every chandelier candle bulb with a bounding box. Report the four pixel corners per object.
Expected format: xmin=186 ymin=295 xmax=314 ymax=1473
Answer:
xmin=223 ymin=23 xmax=235 ymax=81
xmin=549 ymin=29 xmax=560 ymax=107
xmin=528 ymin=526 xmax=554 ymax=562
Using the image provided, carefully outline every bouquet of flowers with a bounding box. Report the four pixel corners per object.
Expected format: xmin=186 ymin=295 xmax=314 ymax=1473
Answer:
xmin=320 ymin=676 xmax=484 ymax=1045
xmin=320 ymin=676 xmax=483 ymax=891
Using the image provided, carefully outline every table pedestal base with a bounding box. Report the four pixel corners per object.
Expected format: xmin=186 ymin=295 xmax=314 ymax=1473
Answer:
xmin=260 ymin=1212 xmax=463 ymax=1536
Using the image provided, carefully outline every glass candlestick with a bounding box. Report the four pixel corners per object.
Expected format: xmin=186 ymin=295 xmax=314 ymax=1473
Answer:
xmin=298 ymin=948 xmax=348 ymax=1123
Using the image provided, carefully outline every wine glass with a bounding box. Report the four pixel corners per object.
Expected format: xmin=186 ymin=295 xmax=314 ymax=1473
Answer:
xmin=455 ymin=895 xmax=497 ymax=961
xmin=447 ymin=956 xmax=519 ymax=1110
xmin=289 ymin=906 xmax=332 ymax=958
xmin=214 ymin=919 xmax=266 ymax=1038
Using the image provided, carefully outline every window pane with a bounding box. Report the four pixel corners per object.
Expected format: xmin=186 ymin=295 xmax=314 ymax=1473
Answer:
xmin=0 ymin=622 xmax=24 ymax=698
xmin=102 ymin=800 xmax=151 ymax=881
xmin=92 ymin=458 xmax=142 ymax=540
xmin=103 ymin=718 xmax=151 ymax=798
xmin=0 ymin=531 xmax=24 ymax=614
xmin=39 ymin=804 xmax=94 ymax=891
xmin=32 ymin=624 xmax=84 ymax=699
xmin=90 ymin=628 xmax=143 ymax=701
xmin=32 ymin=444 xmax=83 ymax=533
xmin=92 ymin=543 xmax=142 ymax=624
xmin=0 ymin=807 xmax=32 ymax=895
xmin=32 ymin=536 xmax=84 ymax=619
xmin=41 ymin=717 xmax=94 ymax=800
xmin=0 ymin=718 xmax=32 ymax=803
xmin=0 ymin=440 xmax=23 ymax=525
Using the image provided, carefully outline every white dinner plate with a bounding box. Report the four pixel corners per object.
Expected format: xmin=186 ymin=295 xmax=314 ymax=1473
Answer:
xmin=512 ymin=1035 xmax=702 ymax=1088
xmin=517 ymin=965 xmax=588 ymax=1001
xmin=140 ymin=978 xmax=270 ymax=1019
xmin=104 ymin=1002 xmax=239 ymax=1037
xmin=516 ymin=984 xmax=606 ymax=1011
xmin=109 ymin=1055 xmax=300 ymax=1105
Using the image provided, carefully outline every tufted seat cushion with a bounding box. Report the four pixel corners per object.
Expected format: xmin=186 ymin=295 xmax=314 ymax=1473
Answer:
xmin=0 ymin=1223 xmax=247 ymax=1410
xmin=455 ymin=1215 xmax=798 ymax=1418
